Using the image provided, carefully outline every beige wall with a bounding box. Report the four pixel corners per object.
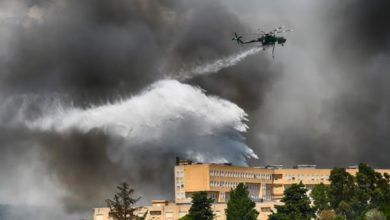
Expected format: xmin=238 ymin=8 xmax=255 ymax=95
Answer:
xmin=175 ymin=164 xmax=390 ymax=202
xmin=94 ymin=163 xmax=390 ymax=220
xmin=183 ymin=164 xmax=210 ymax=192
xmin=93 ymin=201 xmax=280 ymax=220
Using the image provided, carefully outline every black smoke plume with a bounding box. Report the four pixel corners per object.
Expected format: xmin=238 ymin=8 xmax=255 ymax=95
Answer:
xmin=1 ymin=0 xmax=390 ymax=219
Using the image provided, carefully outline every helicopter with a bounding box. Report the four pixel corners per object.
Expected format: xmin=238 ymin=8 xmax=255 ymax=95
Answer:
xmin=232 ymin=26 xmax=293 ymax=58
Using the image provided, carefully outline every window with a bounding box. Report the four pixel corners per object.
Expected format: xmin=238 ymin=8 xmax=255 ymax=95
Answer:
xmin=261 ymin=207 xmax=272 ymax=212
xmin=150 ymin=211 xmax=162 ymax=215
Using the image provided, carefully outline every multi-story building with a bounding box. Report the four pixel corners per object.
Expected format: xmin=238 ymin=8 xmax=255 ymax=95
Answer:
xmin=174 ymin=160 xmax=390 ymax=204
xmin=93 ymin=159 xmax=390 ymax=220
xmin=93 ymin=200 xmax=280 ymax=220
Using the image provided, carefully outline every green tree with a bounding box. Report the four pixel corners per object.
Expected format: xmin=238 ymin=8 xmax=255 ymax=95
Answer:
xmin=269 ymin=182 xmax=315 ymax=220
xmin=355 ymin=163 xmax=381 ymax=215
xmin=380 ymin=204 xmax=390 ymax=220
xmin=327 ymin=164 xmax=390 ymax=219
xmin=364 ymin=209 xmax=386 ymax=220
xmin=373 ymin=171 xmax=390 ymax=219
xmin=225 ymin=183 xmax=259 ymax=220
xmin=328 ymin=168 xmax=357 ymax=219
xmin=106 ymin=182 xmax=145 ymax=220
xmin=312 ymin=183 xmax=330 ymax=213
xmin=186 ymin=192 xmax=214 ymax=220
xmin=178 ymin=215 xmax=193 ymax=220
xmin=317 ymin=209 xmax=336 ymax=220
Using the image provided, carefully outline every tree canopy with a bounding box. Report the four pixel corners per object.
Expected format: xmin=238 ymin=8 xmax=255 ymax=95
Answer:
xmin=309 ymin=163 xmax=390 ymax=219
xmin=181 ymin=192 xmax=214 ymax=220
xmin=327 ymin=164 xmax=390 ymax=219
xmin=311 ymin=183 xmax=331 ymax=213
xmin=105 ymin=182 xmax=145 ymax=220
xmin=269 ymin=182 xmax=315 ymax=220
xmin=225 ymin=183 xmax=259 ymax=220
xmin=317 ymin=209 xmax=336 ymax=220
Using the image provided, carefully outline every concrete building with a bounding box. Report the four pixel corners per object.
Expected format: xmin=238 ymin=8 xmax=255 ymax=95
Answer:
xmin=93 ymin=160 xmax=390 ymax=220
xmin=93 ymin=200 xmax=280 ymax=220
xmin=174 ymin=161 xmax=390 ymax=203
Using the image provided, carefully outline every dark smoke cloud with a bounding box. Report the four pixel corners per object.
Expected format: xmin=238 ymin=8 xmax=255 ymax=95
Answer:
xmin=329 ymin=0 xmax=390 ymax=58
xmin=1 ymin=0 xmax=390 ymax=219
xmin=1 ymin=0 xmax=167 ymax=102
xmin=230 ymin=0 xmax=390 ymax=168
xmin=319 ymin=0 xmax=390 ymax=166
xmin=0 ymin=0 xmax=251 ymax=103
xmin=0 ymin=0 xmax=263 ymax=217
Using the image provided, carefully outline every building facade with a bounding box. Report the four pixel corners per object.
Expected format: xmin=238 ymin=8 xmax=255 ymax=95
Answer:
xmin=93 ymin=161 xmax=390 ymax=220
xmin=174 ymin=161 xmax=390 ymax=204
xmin=93 ymin=200 xmax=280 ymax=220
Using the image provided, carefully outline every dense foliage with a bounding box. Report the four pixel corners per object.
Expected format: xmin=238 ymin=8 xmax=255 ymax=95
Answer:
xmin=311 ymin=163 xmax=390 ymax=219
xmin=180 ymin=192 xmax=214 ymax=220
xmin=225 ymin=183 xmax=259 ymax=220
xmin=312 ymin=183 xmax=331 ymax=212
xmin=269 ymin=182 xmax=315 ymax=220
xmin=269 ymin=163 xmax=389 ymax=220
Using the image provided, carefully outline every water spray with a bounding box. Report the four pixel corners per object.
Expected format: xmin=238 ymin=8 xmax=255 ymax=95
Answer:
xmin=172 ymin=47 xmax=264 ymax=80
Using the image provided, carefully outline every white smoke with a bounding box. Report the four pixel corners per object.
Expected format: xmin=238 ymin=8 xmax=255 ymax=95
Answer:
xmin=6 ymin=80 xmax=258 ymax=165
xmin=173 ymin=47 xmax=264 ymax=80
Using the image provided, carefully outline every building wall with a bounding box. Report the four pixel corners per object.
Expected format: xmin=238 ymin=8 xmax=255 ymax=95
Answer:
xmin=93 ymin=201 xmax=280 ymax=220
xmin=174 ymin=163 xmax=390 ymax=202
xmin=94 ymin=163 xmax=390 ymax=220
xmin=93 ymin=208 xmax=111 ymax=220
xmin=174 ymin=164 xmax=276 ymax=203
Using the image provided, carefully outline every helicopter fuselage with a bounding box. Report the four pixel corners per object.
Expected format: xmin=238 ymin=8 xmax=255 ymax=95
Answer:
xmin=258 ymin=35 xmax=286 ymax=46
xmin=232 ymin=27 xmax=292 ymax=58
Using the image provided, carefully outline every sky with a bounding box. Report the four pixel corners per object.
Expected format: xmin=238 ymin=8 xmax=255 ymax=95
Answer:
xmin=0 ymin=0 xmax=389 ymax=219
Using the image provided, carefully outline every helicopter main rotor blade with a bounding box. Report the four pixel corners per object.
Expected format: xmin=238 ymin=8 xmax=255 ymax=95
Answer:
xmin=271 ymin=26 xmax=284 ymax=32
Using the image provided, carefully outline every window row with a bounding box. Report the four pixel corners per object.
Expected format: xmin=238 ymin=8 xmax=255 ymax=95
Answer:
xmin=209 ymin=170 xmax=272 ymax=180
xmin=210 ymin=181 xmax=239 ymax=188
xmin=249 ymin=194 xmax=261 ymax=200
xmin=210 ymin=181 xmax=260 ymax=190
xmin=284 ymin=174 xmax=329 ymax=181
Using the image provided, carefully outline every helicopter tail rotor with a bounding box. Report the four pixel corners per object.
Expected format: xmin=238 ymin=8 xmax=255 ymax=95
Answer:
xmin=232 ymin=32 xmax=244 ymax=44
